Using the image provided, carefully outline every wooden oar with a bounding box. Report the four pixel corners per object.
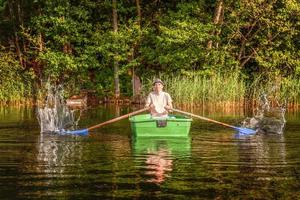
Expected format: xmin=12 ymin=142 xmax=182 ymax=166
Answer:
xmin=172 ymin=108 xmax=256 ymax=135
xmin=65 ymin=107 xmax=148 ymax=135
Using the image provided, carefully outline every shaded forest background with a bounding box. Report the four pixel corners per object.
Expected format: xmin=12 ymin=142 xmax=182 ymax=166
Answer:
xmin=0 ymin=0 xmax=299 ymax=105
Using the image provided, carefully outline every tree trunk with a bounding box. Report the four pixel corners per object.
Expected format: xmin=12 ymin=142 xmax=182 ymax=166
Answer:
xmin=136 ymin=0 xmax=141 ymax=27
xmin=113 ymin=59 xmax=120 ymax=99
xmin=37 ymin=6 xmax=44 ymax=52
xmin=131 ymin=0 xmax=142 ymax=98
xmin=38 ymin=33 xmax=43 ymax=52
xmin=132 ymin=67 xmax=141 ymax=97
xmin=207 ymin=0 xmax=224 ymax=49
xmin=112 ymin=0 xmax=120 ymax=99
xmin=17 ymin=0 xmax=26 ymax=55
xmin=8 ymin=0 xmax=23 ymax=66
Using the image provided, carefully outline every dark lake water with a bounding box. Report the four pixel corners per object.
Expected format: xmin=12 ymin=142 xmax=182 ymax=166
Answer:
xmin=0 ymin=105 xmax=300 ymax=199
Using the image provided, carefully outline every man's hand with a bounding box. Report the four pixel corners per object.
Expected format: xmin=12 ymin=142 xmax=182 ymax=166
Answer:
xmin=144 ymin=105 xmax=150 ymax=110
xmin=164 ymin=105 xmax=173 ymax=112
xmin=145 ymin=104 xmax=155 ymax=110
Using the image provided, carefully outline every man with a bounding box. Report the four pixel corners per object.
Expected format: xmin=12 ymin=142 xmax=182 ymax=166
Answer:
xmin=145 ymin=79 xmax=173 ymax=117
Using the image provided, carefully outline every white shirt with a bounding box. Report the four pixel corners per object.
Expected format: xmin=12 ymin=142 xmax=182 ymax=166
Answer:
xmin=146 ymin=91 xmax=172 ymax=113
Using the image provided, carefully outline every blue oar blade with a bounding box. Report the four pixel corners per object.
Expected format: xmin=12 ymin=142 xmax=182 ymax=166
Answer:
xmin=235 ymin=127 xmax=256 ymax=135
xmin=64 ymin=129 xmax=89 ymax=136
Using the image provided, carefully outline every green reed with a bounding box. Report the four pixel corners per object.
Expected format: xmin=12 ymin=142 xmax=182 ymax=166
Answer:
xmin=142 ymin=72 xmax=246 ymax=105
xmin=246 ymin=75 xmax=300 ymax=107
xmin=1 ymin=70 xmax=300 ymax=107
xmin=279 ymin=77 xmax=300 ymax=105
xmin=142 ymin=73 xmax=300 ymax=107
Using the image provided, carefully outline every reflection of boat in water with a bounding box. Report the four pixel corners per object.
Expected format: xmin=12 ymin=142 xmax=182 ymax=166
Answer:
xmin=129 ymin=114 xmax=192 ymax=137
xmin=132 ymin=136 xmax=191 ymax=184
xmin=133 ymin=136 xmax=191 ymax=155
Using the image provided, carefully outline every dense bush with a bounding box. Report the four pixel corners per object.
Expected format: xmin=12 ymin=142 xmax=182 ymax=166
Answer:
xmin=0 ymin=0 xmax=299 ymax=104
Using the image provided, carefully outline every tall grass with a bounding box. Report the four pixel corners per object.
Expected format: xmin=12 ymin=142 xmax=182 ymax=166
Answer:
xmin=0 ymin=79 xmax=33 ymax=103
xmin=141 ymin=73 xmax=300 ymax=107
xmin=279 ymin=77 xmax=300 ymax=107
xmin=142 ymin=72 xmax=246 ymax=106
xmin=0 ymin=52 xmax=34 ymax=105
xmin=1 ymin=61 xmax=300 ymax=107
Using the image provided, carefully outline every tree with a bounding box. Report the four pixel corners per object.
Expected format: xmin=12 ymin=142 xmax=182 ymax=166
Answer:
xmin=112 ymin=0 xmax=120 ymax=99
xmin=207 ymin=0 xmax=224 ymax=49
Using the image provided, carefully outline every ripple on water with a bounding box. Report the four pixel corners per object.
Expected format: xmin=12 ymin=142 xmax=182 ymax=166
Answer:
xmin=1 ymin=106 xmax=300 ymax=199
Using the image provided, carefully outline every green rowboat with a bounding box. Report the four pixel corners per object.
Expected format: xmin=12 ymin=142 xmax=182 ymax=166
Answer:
xmin=129 ymin=114 xmax=192 ymax=137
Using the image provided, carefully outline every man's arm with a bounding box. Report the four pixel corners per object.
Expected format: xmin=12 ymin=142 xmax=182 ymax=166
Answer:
xmin=164 ymin=93 xmax=173 ymax=111
xmin=145 ymin=94 xmax=152 ymax=109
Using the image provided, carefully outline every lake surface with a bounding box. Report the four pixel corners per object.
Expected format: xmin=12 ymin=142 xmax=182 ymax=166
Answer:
xmin=0 ymin=105 xmax=300 ymax=199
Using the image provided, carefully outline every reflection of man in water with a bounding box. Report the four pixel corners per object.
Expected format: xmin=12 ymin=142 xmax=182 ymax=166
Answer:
xmin=145 ymin=149 xmax=173 ymax=184
xmin=146 ymin=149 xmax=173 ymax=183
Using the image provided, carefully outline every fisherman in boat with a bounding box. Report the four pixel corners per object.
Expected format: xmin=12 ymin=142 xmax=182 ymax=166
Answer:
xmin=145 ymin=79 xmax=173 ymax=118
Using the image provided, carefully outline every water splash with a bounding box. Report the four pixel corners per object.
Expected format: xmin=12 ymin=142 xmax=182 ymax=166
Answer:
xmin=37 ymin=84 xmax=79 ymax=133
xmin=242 ymin=94 xmax=286 ymax=134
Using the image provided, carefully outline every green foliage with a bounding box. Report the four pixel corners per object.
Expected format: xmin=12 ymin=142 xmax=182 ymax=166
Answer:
xmin=140 ymin=2 xmax=210 ymax=74
xmin=0 ymin=0 xmax=300 ymax=104
xmin=0 ymin=50 xmax=33 ymax=102
xmin=280 ymin=76 xmax=300 ymax=103
xmin=0 ymin=0 xmax=6 ymax=12
xmin=224 ymin=0 xmax=300 ymax=74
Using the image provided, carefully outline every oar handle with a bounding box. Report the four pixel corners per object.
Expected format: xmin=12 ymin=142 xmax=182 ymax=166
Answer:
xmin=172 ymin=108 xmax=236 ymax=129
xmin=87 ymin=107 xmax=148 ymax=131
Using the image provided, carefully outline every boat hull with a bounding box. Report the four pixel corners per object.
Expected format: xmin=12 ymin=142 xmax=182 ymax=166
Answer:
xmin=129 ymin=114 xmax=192 ymax=137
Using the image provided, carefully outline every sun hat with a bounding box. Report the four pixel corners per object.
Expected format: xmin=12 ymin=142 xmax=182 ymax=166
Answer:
xmin=153 ymin=78 xmax=164 ymax=85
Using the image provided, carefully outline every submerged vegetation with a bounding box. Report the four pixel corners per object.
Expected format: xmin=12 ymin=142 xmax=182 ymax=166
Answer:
xmin=0 ymin=0 xmax=299 ymax=105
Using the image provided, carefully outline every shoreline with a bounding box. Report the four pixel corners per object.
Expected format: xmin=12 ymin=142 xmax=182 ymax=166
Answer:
xmin=0 ymin=97 xmax=298 ymax=111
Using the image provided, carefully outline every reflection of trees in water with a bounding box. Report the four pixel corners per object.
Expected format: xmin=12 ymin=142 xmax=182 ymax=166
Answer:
xmin=36 ymin=133 xmax=83 ymax=175
xmin=235 ymin=134 xmax=287 ymax=197
xmin=0 ymin=107 xmax=35 ymax=128
xmin=16 ymin=133 xmax=84 ymax=198
xmin=238 ymin=134 xmax=286 ymax=174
